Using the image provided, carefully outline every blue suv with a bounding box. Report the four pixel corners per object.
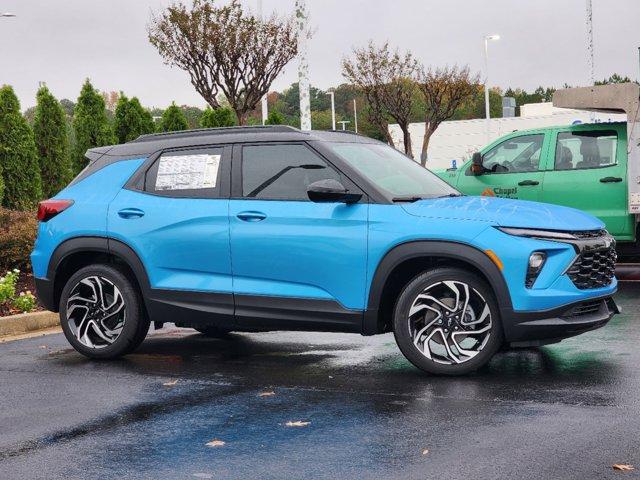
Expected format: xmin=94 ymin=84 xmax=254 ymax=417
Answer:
xmin=31 ymin=126 xmax=619 ymax=375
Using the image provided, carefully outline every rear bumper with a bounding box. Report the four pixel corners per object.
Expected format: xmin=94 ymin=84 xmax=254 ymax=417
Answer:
xmin=503 ymin=294 xmax=619 ymax=347
xmin=34 ymin=277 xmax=57 ymax=312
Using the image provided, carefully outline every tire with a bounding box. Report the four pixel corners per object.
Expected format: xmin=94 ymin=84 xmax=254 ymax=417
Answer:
xmin=59 ymin=264 xmax=149 ymax=359
xmin=194 ymin=326 xmax=232 ymax=338
xmin=392 ymin=267 xmax=503 ymax=376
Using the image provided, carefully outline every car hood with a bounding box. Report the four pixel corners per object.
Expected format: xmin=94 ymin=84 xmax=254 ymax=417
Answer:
xmin=401 ymin=196 xmax=604 ymax=231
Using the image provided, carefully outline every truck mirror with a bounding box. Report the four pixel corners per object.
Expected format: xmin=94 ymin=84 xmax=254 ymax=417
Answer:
xmin=471 ymin=152 xmax=484 ymax=176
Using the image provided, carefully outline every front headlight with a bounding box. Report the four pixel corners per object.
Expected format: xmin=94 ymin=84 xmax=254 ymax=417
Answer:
xmin=497 ymin=227 xmax=579 ymax=241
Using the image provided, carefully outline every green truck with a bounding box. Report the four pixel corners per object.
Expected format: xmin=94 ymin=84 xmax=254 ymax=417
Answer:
xmin=435 ymin=83 xmax=640 ymax=255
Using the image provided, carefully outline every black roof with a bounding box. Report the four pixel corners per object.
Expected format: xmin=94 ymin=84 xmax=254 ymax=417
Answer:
xmin=86 ymin=125 xmax=377 ymax=162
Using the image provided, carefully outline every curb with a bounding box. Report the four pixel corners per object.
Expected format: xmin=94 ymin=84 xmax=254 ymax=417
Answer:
xmin=0 ymin=311 xmax=60 ymax=337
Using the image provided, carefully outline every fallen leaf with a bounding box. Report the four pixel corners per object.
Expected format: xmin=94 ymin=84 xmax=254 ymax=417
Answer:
xmin=205 ymin=439 xmax=226 ymax=447
xmin=422 ymin=449 xmax=429 ymax=456
xmin=163 ymin=379 xmax=178 ymax=387
xmin=258 ymin=391 xmax=276 ymax=397
xmin=612 ymin=464 xmax=634 ymax=472
xmin=285 ymin=420 xmax=310 ymax=427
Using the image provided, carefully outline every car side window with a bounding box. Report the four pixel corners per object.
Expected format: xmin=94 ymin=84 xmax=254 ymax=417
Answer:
xmin=554 ymin=130 xmax=618 ymax=171
xmin=481 ymin=134 xmax=544 ymax=174
xmin=144 ymin=147 xmax=224 ymax=198
xmin=241 ymin=144 xmax=341 ymax=201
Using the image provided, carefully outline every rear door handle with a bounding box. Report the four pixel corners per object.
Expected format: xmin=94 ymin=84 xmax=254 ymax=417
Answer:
xmin=117 ymin=208 xmax=145 ymax=219
xmin=518 ymin=180 xmax=539 ymax=186
xmin=600 ymin=176 xmax=622 ymax=183
xmin=236 ymin=211 xmax=267 ymax=222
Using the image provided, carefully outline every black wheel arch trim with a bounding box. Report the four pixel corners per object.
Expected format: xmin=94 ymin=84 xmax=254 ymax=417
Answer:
xmin=363 ymin=240 xmax=513 ymax=335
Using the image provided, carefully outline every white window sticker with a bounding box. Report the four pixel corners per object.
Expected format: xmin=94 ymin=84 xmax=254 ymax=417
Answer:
xmin=155 ymin=154 xmax=220 ymax=191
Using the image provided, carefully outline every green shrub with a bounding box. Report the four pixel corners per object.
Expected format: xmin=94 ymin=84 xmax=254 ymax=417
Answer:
xmin=265 ymin=110 xmax=285 ymax=125
xmin=0 ymin=269 xmax=19 ymax=304
xmin=114 ymin=94 xmax=155 ymax=143
xmin=0 ymin=208 xmax=37 ymax=271
xmin=13 ymin=290 xmax=36 ymax=313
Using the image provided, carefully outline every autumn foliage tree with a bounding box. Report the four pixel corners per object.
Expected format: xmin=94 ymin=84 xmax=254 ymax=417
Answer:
xmin=148 ymin=0 xmax=298 ymax=125
xmin=417 ymin=65 xmax=479 ymax=165
xmin=343 ymin=42 xmax=420 ymax=157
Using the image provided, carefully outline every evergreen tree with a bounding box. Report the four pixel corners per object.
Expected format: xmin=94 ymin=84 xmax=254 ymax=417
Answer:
xmin=159 ymin=102 xmax=188 ymax=132
xmin=72 ymin=79 xmax=114 ymax=173
xmin=0 ymin=85 xmax=43 ymax=210
xmin=200 ymin=107 xmax=236 ymax=128
xmin=33 ymin=85 xmax=72 ymax=198
xmin=265 ymin=110 xmax=285 ymax=125
xmin=113 ymin=95 xmax=155 ymax=144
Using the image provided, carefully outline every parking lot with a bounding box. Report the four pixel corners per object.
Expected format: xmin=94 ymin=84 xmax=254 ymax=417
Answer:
xmin=0 ymin=282 xmax=639 ymax=480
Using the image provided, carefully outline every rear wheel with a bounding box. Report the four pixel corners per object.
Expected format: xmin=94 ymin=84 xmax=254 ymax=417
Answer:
xmin=393 ymin=267 xmax=503 ymax=376
xmin=59 ymin=264 xmax=149 ymax=359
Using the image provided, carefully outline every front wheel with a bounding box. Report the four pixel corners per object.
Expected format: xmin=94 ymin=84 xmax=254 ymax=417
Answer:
xmin=59 ymin=264 xmax=149 ymax=359
xmin=393 ymin=268 xmax=503 ymax=376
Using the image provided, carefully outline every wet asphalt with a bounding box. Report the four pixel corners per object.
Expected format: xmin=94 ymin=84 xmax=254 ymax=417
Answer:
xmin=1 ymin=284 xmax=640 ymax=480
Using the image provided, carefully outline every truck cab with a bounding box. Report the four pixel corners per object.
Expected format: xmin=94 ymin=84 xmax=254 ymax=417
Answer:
xmin=436 ymin=122 xmax=634 ymax=242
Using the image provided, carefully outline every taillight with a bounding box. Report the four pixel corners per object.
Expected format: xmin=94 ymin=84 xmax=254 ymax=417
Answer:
xmin=37 ymin=199 xmax=74 ymax=222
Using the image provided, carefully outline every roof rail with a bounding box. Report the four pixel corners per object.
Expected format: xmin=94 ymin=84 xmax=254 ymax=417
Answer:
xmin=129 ymin=125 xmax=302 ymax=144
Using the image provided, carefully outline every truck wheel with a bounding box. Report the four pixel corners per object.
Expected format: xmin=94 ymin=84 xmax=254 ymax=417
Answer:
xmin=59 ymin=264 xmax=149 ymax=359
xmin=194 ymin=326 xmax=233 ymax=338
xmin=393 ymin=267 xmax=503 ymax=376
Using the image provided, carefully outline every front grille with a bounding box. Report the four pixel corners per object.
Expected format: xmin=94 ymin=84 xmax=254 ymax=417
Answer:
xmin=561 ymin=299 xmax=605 ymax=319
xmin=572 ymin=229 xmax=608 ymax=239
xmin=567 ymin=246 xmax=616 ymax=289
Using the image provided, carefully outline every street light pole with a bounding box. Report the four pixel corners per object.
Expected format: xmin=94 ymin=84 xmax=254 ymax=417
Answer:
xmin=329 ymin=92 xmax=336 ymax=130
xmin=295 ymin=0 xmax=312 ymax=131
xmin=484 ymin=34 xmax=500 ymax=143
xmin=353 ymin=99 xmax=358 ymax=133
xmin=258 ymin=0 xmax=268 ymax=125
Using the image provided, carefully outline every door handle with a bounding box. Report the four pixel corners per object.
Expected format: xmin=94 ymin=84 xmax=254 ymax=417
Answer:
xmin=117 ymin=208 xmax=145 ymax=219
xmin=518 ymin=180 xmax=539 ymax=186
xmin=600 ymin=176 xmax=622 ymax=183
xmin=236 ymin=211 xmax=267 ymax=222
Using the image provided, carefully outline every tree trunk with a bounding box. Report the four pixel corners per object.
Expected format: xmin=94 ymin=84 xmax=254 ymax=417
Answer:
xmin=420 ymin=123 xmax=436 ymax=167
xmin=399 ymin=122 xmax=413 ymax=159
xmin=235 ymin=110 xmax=248 ymax=126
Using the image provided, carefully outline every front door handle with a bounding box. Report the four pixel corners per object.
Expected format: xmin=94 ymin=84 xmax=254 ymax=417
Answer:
xmin=518 ymin=180 xmax=539 ymax=186
xmin=236 ymin=211 xmax=267 ymax=222
xmin=600 ymin=176 xmax=623 ymax=183
xmin=117 ymin=208 xmax=145 ymax=219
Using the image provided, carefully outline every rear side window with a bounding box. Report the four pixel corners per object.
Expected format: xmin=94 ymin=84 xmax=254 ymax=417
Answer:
xmin=554 ymin=130 xmax=618 ymax=170
xmin=145 ymin=147 xmax=224 ymax=198
xmin=241 ymin=144 xmax=341 ymax=200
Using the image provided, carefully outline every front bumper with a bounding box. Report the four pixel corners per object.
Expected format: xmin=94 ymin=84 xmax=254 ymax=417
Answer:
xmin=503 ymin=294 xmax=619 ymax=347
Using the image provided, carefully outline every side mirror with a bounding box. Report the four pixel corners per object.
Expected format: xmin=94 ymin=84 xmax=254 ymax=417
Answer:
xmin=307 ymin=179 xmax=362 ymax=204
xmin=471 ymin=152 xmax=484 ymax=176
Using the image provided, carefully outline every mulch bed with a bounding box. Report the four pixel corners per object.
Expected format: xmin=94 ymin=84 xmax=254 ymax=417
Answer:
xmin=0 ymin=271 xmax=45 ymax=317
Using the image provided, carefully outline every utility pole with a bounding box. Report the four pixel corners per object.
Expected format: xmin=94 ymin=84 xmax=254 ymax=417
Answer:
xmin=483 ymin=34 xmax=500 ymax=144
xmin=353 ymin=99 xmax=358 ymax=133
xmin=586 ymin=0 xmax=595 ymax=86
xmin=295 ymin=0 xmax=311 ymax=131
xmin=329 ymin=91 xmax=336 ymax=130
xmin=258 ymin=0 xmax=268 ymax=125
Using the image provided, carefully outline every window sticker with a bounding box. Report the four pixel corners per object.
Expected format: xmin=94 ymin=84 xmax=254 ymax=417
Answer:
xmin=155 ymin=154 xmax=220 ymax=191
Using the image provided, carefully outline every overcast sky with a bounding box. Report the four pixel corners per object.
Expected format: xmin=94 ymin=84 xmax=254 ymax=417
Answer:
xmin=2 ymin=0 xmax=639 ymax=110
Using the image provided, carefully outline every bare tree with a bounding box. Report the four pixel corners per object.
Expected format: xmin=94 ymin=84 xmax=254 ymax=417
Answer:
xmin=417 ymin=65 xmax=479 ymax=166
xmin=148 ymin=0 xmax=298 ymax=125
xmin=343 ymin=42 xmax=420 ymax=156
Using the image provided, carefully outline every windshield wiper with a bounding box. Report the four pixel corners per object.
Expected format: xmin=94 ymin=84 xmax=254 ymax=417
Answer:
xmin=392 ymin=196 xmax=424 ymax=203
xmin=435 ymin=193 xmax=465 ymax=198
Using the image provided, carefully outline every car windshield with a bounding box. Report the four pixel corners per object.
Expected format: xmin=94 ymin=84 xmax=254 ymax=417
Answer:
xmin=327 ymin=142 xmax=460 ymax=201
